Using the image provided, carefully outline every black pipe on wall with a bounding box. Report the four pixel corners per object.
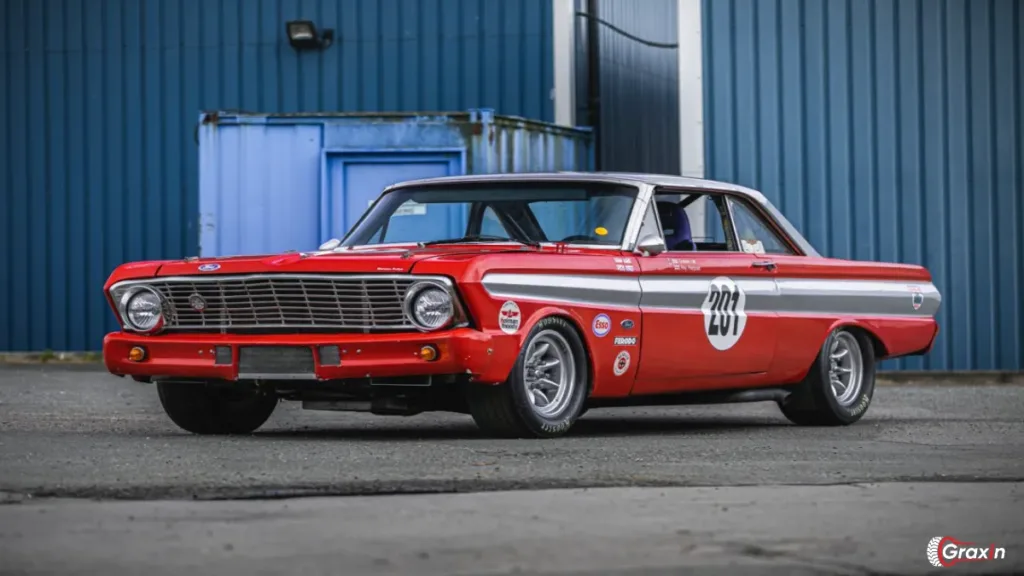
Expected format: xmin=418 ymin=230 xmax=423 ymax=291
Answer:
xmin=585 ymin=0 xmax=602 ymax=170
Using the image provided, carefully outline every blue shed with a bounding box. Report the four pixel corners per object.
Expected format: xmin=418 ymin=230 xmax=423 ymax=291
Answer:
xmin=197 ymin=109 xmax=594 ymax=257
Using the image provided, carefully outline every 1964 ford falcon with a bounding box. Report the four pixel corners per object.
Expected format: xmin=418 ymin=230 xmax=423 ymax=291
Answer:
xmin=103 ymin=172 xmax=941 ymax=438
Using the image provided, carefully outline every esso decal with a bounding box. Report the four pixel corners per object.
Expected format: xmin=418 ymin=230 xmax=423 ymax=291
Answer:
xmin=498 ymin=301 xmax=522 ymax=334
xmin=700 ymin=276 xmax=748 ymax=351
xmin=592 ymin=314 xmax=611 ymax=337
xmin=613 ymin=351 xmax=631 ymax=376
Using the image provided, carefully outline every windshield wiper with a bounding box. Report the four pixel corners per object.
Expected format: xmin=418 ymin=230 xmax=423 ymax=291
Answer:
xmin=420 ymin=235 xmax=540 ymax=248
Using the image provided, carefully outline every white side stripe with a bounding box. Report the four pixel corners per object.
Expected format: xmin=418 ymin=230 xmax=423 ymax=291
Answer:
xmin=480 ymin=273 xmax=941 ymax=317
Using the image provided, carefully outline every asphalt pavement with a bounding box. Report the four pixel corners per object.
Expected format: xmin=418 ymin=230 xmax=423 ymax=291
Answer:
xmin=1 ymin=365 xmax=1022 ymax=575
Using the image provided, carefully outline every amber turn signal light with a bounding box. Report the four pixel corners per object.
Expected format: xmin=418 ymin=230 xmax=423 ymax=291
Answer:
xmin=419 ymin=345 xmax=438 ymax=362
xmin=128 ymin=346 xmax=147 ymax=362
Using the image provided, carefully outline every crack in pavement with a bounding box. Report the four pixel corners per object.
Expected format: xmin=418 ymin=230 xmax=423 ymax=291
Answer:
xmin=4 ymin=475 xmax=1024 ymax=503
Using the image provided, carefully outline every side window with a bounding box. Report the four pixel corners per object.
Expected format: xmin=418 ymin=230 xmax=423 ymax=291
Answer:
xmin=657 ymin=193 xmax=733 ymax=252
xmin=479 ymin=206 xmax=508 ymax=237
xmin=692 ymin=195 xmax=730 ymax=245
xmin=728 ymin=198 xmax=795 ymax=255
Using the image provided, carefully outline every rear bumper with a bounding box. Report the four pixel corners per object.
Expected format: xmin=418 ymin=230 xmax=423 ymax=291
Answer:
xmin=907 ymin=321 xmax=940 ymax=357
xmin=103 ymin=329 xmax=512 ymax=384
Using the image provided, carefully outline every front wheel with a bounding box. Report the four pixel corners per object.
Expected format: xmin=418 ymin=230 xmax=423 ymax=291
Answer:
xmin=157 ymin=381 xmax=278 ymax=435
xmin=778 ymin=327 xmax=876 ymax=426
xmin=466 ymin=316 xmax=590 ymax=438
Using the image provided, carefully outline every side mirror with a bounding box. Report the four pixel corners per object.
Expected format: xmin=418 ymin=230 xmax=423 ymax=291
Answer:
xmin=634 ymin=234 xmax=666 ymax=257
xmin=318 ymin=238 xmax=341 ymax=251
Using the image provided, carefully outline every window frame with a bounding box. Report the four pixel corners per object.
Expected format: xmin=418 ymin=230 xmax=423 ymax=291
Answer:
xmin=635 ymin=200 xmax=665 ymax=243
xmin=650 ymin=187 xmax=805 ymax=256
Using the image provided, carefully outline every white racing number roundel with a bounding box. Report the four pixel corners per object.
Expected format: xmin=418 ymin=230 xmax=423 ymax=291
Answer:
xmin=700 ymin=276 xmax=747 ymax=351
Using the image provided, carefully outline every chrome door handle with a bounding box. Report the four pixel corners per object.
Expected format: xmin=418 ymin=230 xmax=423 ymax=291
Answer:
xmin=751 ymin=260 xmax=776 ymax=271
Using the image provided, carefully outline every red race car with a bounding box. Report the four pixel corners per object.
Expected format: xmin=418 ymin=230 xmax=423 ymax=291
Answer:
xmin=103 ymin=173 xmax=941 ymax=438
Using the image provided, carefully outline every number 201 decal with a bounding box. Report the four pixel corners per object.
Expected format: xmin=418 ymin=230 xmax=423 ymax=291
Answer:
xmin=700 ymin=276 xmax=748 ymax=351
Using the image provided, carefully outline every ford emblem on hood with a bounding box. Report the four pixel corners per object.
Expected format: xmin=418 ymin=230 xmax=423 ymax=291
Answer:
xmin=198 ymin=263 xmax=221 ymax=272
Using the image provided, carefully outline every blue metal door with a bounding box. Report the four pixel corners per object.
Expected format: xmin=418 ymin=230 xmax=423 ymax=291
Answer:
xmin=323 ymin=151 xmax=463 ymax=243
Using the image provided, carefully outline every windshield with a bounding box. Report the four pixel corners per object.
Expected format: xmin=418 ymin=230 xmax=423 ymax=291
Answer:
xmin=341 ymin=182 xmax=640 ymax=247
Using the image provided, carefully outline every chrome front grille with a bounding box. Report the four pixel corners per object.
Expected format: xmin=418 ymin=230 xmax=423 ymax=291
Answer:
xmin=148 ymin=275 xmax=419 ymax=331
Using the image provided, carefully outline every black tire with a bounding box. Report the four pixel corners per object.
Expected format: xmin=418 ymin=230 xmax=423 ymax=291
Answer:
xmin=156 ymin=381 xmax=278 ymax=435
xmin=466 ymin=316 xmax=590 ymax=438
xmin=778 ymin=327 xmax=876 ymax=426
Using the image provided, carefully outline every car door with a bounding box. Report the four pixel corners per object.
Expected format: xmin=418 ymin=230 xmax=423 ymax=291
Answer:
xmin=722 ymin=195 xmax=813 ymax=380
xmin=631 ymin=193 xmax=780 ymax=395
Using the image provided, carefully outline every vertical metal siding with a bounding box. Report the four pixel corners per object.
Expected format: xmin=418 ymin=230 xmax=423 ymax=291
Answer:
xmin=703 ymin=0 xmax=1023 ymax=371
xmin=0 ymin=0 xmax=554 ymax=352
xmin=576 ymin=0 xmax=680 ymax=173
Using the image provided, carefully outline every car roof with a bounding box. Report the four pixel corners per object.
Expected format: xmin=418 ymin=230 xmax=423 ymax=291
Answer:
xmin=383 ymin=171 xmax=769 ymax=204
xmin=378 ymin=170 xmax=820 ymax=257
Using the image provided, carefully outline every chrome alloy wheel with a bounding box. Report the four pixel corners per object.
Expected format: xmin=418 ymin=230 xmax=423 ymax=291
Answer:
xmin=522 ymin=329 xmax=576 ymax=418
xmin=828 ymin=331 xmax=863 ymax=406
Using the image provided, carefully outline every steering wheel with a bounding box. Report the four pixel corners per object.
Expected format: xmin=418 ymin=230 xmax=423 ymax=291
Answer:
xmin=560 ymin=234 xmax=598 ymax=243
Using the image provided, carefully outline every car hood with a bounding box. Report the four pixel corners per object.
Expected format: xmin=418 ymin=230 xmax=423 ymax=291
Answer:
xmin=154 ymin=245 xmax=533 ymax=277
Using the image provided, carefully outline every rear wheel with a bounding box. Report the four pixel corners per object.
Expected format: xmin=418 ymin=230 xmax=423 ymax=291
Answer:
xmin=157 ymin=381 xmax=278 ymax=435
xmin=466 ymin=316 xmax=589 ymax=438
xmin=778 ymin=327 xmax=876 ymax=426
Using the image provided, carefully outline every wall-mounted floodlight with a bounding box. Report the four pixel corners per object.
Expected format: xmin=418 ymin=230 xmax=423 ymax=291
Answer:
xmin=286 ymin=20 xmax=334 ymax=50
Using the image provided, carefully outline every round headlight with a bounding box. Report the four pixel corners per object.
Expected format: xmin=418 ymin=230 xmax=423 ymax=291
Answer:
xmin=410 ymin=287 xmax=454 ymax=330
xmin=125 ymin=288 xmax=163 ymax=332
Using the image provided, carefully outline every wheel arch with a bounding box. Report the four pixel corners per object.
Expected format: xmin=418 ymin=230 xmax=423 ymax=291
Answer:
xmin=544 ymin=312 xmax=596 ymax=396
xmin=795 ymin=320 xmax=888 ymax=380
xmin=517 ymin=308 xmax=595 ymax=397
xmin=835 ymin=322 xmax=890 ymax=360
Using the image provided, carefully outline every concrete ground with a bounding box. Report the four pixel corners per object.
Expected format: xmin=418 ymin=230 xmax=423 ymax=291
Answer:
xmin=0 ymin=365 xmax=1022 ymax=575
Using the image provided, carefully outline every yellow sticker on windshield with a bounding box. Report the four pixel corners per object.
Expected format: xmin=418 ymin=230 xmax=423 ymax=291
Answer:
xmin=595 ymin=227 xmax=608 ymax=236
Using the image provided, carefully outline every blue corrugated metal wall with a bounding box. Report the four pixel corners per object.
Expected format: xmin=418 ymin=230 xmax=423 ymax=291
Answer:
xmin=576 ymin=0 xmax=680 ymax=173
xmin=703 ymin=0 xmax=1023 ymax=371
xmin=0 ymin=0 xmax=554 ymax=352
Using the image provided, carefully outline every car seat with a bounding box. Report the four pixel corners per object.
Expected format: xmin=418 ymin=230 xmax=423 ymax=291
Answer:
xmin=656 ymin=201 xmax=695 ymax=251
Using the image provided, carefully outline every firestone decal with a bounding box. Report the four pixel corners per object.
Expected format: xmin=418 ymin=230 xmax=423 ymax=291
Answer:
xmin=592 ymin=314 xmax=611 ymax=337
xmin=700 ymin=276 xmax=748 ymax=351
xmin=613 ymin=336 xmax=637 ymax=346
xmin=613 ymin=351 xmax=631 ymax=376
xmin=198 ymin=263 xmax=221 ymax=272
xmin=498 ymin=301 xmax=521 ymax=334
